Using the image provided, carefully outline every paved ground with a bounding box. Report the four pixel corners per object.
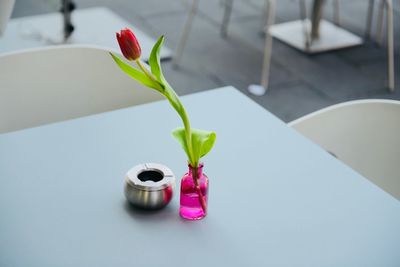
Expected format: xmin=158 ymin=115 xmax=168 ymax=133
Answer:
xmin=12 ymin=0 xmax=400 ymax=121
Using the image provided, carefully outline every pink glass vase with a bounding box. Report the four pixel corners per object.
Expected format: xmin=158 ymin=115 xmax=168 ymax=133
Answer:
xmin=179 ymin=163 xmax=209 ymax=220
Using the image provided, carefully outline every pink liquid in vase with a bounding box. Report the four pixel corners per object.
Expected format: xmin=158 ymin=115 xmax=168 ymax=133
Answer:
xmin=180 ymin=163 xmax=209 ymax=220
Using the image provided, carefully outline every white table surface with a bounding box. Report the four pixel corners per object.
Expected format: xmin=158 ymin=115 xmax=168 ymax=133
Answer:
xmin=0 ymin=87 xmax=399 ymax=267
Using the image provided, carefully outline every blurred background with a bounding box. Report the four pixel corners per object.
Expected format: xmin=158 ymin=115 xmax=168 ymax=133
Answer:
xmin=6 ymin=0 xmax=400 ymax=121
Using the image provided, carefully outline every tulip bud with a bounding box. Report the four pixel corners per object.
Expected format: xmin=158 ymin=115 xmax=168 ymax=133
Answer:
xmin=116 ymin=28 xmax=141 ymax=61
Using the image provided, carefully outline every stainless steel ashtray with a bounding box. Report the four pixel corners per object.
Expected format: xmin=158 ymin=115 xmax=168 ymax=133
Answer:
xmin=124 ymin=163 xmax=175 ymax=210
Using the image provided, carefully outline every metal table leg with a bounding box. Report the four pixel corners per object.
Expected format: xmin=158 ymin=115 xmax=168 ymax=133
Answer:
xmin=333 ymin=0 xmax=341 ymax=26
xmin=365 ymin=0 xmax=375 ymax=39
xmin=386 ymin=0 xmax=395 ymax=91
xmin=376 ymin=0 xmax=385 ymax=45
xmin=173 ymin=0 xmax=199 ymax=68
xmin=220 ymin=0 xmax=233 ymax=38
xmin=248 ymin=0 xmax=276 ymax=96
xmin=311 ymin=0 xmax=325 ymax=40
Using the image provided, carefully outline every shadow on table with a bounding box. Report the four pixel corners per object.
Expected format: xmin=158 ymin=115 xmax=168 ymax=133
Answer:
xmin=122 ymin=199 xmax=211 ymax=227
xmin=123 ymin=200 xmax=178 ymax=223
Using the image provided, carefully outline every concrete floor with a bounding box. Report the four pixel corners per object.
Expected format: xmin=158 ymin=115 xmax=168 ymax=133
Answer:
xmin=11 ymin=0 xmax=400 ymax=122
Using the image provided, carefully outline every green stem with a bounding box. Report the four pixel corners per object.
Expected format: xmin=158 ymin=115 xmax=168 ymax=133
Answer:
xmin=181 ymin=106 xmax=195 ymax=166
xmin=135 ymin=60 xmax=195 ymax=166
xmin=167 ymin=86 xmax=195 ymax=166
xmin=192 ymin=165 xmax=206 ymax=213
xmin=136 ymin=59 xmax=160 ymax=86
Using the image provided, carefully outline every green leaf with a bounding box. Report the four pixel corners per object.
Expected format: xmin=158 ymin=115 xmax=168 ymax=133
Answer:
xmin=172 ymin=127 xmax=190 ymax=161
xmin=148 ymin=36 xmax=167 ymax=85
xmin=110 ymin=53 xmax=162 ymax=92
xmin=172 ymin=127 xmax=216 ymax=166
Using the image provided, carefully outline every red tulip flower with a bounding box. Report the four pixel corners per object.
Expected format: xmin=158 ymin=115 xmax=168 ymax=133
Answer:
xmin=116 ymin=28 xmax=141 ymax=61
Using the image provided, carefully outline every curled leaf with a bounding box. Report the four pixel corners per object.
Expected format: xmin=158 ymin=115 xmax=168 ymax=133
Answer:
xmin=110 ymin=52 xmax=162 ymax=92
xmin=172 ymin=127 xmax=216 ymax=166
xmin=148 ymin=35 xmax=167 ymax=85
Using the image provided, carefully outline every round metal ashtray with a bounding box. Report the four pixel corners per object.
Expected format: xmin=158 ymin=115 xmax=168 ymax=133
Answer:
xmin=124 ymin=163 xmax=175 ymax=209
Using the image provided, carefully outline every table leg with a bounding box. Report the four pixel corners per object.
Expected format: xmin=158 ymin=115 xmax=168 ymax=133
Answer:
xmin=386 ymin=0 xmax=395 ymax=91
xmin=311 ymin=0 xmax=325 ymax=40
xmin=299 ymin=0 xmax=311 ymax=51
xmin=376 ymin=0 xmax=385 ymax=45
xmin=173 ymin=0 xmax=199 ymax=68
xmin=260 ymin=0 xmax=276 ymax=90
xmin=333 ymin=0 xmax=340 ymax=26
xmin=248 ymin=0 xmax=275 ymax=95
xmin=365 ymin=0 xmax=375 ymax=39
xmin=220 ymin=0 xmax=233 ymax=38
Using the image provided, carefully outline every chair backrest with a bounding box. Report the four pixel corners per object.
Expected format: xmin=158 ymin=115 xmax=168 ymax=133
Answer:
xmin=289 ymin=99 xmax=400 ymax=200
xmin=0 ymin=45 xmax=162 ymax=133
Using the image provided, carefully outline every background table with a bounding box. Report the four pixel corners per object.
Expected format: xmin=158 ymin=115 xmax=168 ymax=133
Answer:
xmin=0 ymin=7 xmax=172 ymax=61
xmin=269 ymin=0 xmax=362 ymax=53
xmin=1 ymin=87 xmax=399 ymax=266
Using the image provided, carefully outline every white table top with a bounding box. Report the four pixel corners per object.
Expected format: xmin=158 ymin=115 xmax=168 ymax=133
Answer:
xmin=0 ymin=86 xmax=399 ymax=266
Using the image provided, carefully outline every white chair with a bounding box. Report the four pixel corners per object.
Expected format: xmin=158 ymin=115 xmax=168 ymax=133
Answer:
xmin=0 ymin=46 xmax=162 ymax=134
xmin=289 ymin=99 xmax=400 ymax=200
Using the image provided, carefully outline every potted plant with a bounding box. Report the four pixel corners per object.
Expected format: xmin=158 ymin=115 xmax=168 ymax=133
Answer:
xmin=110 ymin=28 xmax=216 ymax=220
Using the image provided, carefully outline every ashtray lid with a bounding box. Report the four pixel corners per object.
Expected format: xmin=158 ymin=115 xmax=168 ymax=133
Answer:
xmin=125 ymin=163 xmax=175 ymax=192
